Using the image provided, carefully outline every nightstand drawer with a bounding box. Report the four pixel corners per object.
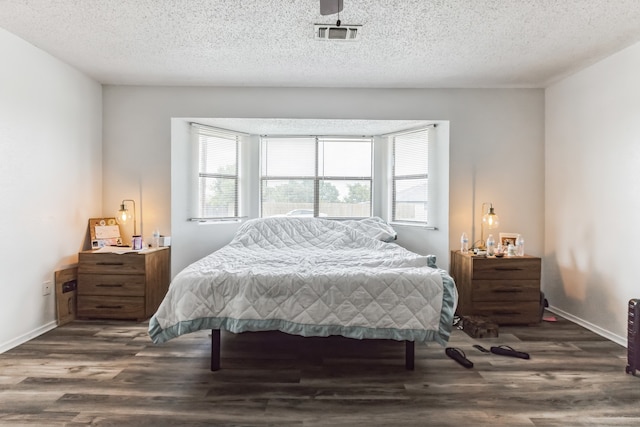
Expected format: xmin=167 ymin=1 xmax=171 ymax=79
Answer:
xmin=471 ymin=257 xmax=541 ymax=280
xmin=472 ymin=280 xmax=540 ymax=302
xmin=78 ymin=253 xmax=145 ymax=274
xmin=78 ymin=274 xmax=145 ymax=296
xmin=77 ymin=296 xmax=144 ymax=319
xmin=471 ymin=301 xmax=540 ymax=325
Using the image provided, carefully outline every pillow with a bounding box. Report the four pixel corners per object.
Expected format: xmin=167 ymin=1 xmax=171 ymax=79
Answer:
xmin=341 ymin=217 xmax=398 ymax=242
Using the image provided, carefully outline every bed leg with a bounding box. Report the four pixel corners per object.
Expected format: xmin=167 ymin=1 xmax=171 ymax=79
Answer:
xmin=211 ymin=329 xmax=221 ymax=371
xmin=405 ymin=341 xmax=415 ymax=370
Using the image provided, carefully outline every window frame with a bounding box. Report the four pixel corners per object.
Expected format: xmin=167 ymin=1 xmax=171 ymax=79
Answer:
xmin=259 ymin=135 xmax=374 ymax=219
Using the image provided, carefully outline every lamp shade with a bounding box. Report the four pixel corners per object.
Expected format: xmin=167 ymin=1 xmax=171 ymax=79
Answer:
xmin=482 ymin=205 xmax=499 ymax=229
xmin=117 ymin=203 xmax=132 ymax=224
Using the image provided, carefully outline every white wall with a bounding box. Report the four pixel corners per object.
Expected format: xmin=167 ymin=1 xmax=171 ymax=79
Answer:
xmin=103 ymin=87 xmax=544 ymax=277
xmin=545 ymin=40 xmax=640 ymax=344
xmin=0 ymin=29 xmax=102 ymax=351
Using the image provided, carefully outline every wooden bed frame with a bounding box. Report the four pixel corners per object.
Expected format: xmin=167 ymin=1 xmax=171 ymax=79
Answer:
xmin=209 ymin=329 xmax=415 ymax=371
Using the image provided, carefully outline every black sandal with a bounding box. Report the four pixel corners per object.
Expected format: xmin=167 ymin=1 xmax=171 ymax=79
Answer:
xmin=445 ymin=347 xmax=474 ymax=368
xmin=490 ymin=345 xmax=530 ymax=359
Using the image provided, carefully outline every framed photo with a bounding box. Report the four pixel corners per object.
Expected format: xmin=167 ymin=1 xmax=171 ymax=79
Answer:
xmin=88 ymin=218 xmax=123 ymax=248
xmin=499 ymin=232 xmax=519 ymax=247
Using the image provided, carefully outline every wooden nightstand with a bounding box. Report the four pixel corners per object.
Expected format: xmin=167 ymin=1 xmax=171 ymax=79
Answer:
xmin=77 ymin=247 xmax=170 ymax=320
xmin=450 ymin=251 xmax=542 ymax=325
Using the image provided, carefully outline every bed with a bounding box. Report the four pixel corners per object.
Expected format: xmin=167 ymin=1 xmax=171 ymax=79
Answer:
xmin=148 ymin=216 xmax=458 ymax=370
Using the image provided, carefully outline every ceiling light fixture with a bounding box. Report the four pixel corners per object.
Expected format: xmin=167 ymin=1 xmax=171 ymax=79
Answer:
xmin=316 ymin=0 xmax=361 ymax=41
xmin=314 ymin=24 xmax=361 ymax=41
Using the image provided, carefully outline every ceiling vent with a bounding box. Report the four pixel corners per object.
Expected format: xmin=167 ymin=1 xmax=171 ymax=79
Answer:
xmin=315 ymin=24 xmax=361 ymax=41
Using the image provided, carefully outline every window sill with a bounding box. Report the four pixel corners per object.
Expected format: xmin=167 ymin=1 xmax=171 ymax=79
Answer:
xmin=390 ymin=221 xmax=438 ymax=230
xmin=189 ymin=217 xmax=246 ymax=224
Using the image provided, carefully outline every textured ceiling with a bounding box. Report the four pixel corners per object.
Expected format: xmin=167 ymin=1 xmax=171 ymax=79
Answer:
xmin=2 ymin=0 xmax=640 ymax=88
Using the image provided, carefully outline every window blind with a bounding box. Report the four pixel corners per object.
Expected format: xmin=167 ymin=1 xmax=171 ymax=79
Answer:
xmin=260 ymin=136 xmax=373 ymax=218
xmin=392 ymin=128 xmax=429 ymax=223
xmin=193 ymin=124 xmax=239 ymax=219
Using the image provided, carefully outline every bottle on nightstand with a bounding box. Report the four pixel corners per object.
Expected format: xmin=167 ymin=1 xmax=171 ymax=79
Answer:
xmin=151 ymin=229 xmax=160 ymax=248
xmin=460 ymin=232 xmax=469 ymax=254
xmin=486 ymin=234 xmax=496 ymax=256
xmin=516 ymin=234 xmax=525 ymax=256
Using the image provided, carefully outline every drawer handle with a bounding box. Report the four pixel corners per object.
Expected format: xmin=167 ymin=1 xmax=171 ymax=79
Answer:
xmin=491 ymin=310 xmax=520 ymax=315
xmin=494 ymin=267 xmax=524 ymax=271
xmin=96 ymin=284 xmax=124 ymax=288
xmin=96 ymin=262 xmax=124 ymax=266
xmin=494 ymin=289 xmax=523 ymax=293
xmin=96 ymin=305 xmax=123 ymax=309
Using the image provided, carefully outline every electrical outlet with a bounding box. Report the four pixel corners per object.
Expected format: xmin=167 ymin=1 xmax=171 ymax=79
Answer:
xmin=42 ymin=280 xmax=52 ymax=296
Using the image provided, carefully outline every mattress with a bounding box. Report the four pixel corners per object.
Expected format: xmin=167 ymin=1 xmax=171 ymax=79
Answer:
xmin=148 ymin=217 xmax=458 ymax=346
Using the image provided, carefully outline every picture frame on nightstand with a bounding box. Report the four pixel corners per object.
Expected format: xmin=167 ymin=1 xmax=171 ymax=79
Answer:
xmin=499 ymin=232 xmax=519 ymax=247
xmin=88 ymin=217 xmax=123 ymax=248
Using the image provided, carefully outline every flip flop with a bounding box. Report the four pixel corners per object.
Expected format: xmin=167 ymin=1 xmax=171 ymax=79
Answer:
xmin=490 ymin=345 xmax=530 ymax=359
xmin=445 ymin=347 xmax=474 ymax=368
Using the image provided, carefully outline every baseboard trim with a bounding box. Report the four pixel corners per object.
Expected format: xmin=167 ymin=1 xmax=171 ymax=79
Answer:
xmin=0 ymin=321 xmax=58 ymax=354
xmin=548 ymin=305 xmax=626 ymax=347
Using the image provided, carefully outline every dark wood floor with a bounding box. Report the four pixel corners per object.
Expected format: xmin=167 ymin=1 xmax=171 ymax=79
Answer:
xmin=0 ymin=312 xmax=638 ymax=426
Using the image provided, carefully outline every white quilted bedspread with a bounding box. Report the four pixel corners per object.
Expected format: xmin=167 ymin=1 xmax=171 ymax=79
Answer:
xmin=149 ymin=217 xmax=456 ymax=344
